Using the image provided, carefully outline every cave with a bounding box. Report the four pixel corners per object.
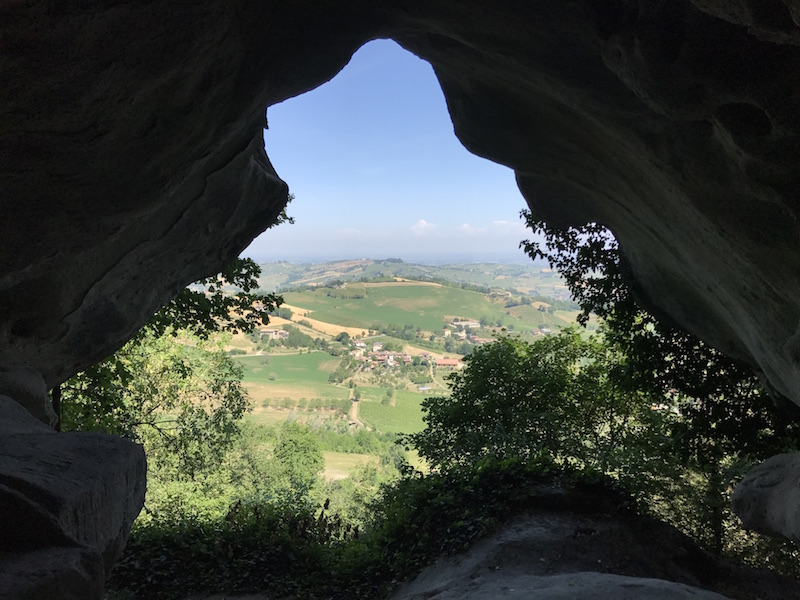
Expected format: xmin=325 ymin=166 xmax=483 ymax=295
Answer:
xmin=2 ymin=1 xmax=799 ymax=597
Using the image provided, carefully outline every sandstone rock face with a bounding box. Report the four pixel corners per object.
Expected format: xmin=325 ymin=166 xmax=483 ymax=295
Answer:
xmin=732 ymin=452 xmax=800 ymax=540
xmin=1 ymin=1 xmax=799 ymax=405
xmin=0 ymin=396 xmax=146 ymax=599
xmin=394 ymin=571 xmax=731 ymax=600
xmin=2 ymin=0 xmax=800 ymax=597
xmin=388 ymin=509 xmax=796 ymax=600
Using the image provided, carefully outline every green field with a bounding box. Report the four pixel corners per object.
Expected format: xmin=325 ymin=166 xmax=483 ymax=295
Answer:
xmin=237 ymin=352 xmax=350 ymax=404
xmin=323 ymin=451 xmax=378 ymax=480
xmin=282 ymin=283 xmax=569 ymax=333
xmin=358 ymin=390 xmax=428 ymax=434
xmin=237 ymin=262 xmax=584 ymax=473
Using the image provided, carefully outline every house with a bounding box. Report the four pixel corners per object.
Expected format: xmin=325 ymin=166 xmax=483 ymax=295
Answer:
xmin=260 ymin=328 xmax=289 ymax=340
xmin=372 ymin=341 xmax=383 ymax=352
xmin=436 ymin=358 xmax=462 ymax=369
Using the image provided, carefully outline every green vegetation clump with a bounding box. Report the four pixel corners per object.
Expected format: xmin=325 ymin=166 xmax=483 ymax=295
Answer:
xmin=110 ymin=458 xmax=614 ymax=600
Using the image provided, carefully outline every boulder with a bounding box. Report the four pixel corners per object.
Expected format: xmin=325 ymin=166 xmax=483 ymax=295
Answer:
xmin=393 ymin=571 xmax=730 ymax=600
xmin=732 ymin=452 xmax=800 ymax=541
xmin=390 ymin=508 xmax=798 ymax=600
xmin=0 ymin=396 xmax=146 ymax=599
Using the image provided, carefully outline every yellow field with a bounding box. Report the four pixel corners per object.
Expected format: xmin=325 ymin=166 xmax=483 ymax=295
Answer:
xmin=245 ymin=382 xmax=332 ymax=402
xmin=322 ymin=451 xmax=378 ymax=481
xmin=289 ymin=314 xmax=366 ymax=337
xmin=280 ymin=303 xmax=311 ymax=316
xmin=362 ymin=280 xmax=442 ymax=288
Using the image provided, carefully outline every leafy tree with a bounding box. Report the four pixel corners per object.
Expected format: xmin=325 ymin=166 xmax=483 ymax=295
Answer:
xmin=406 ymin=331 xmax=662 ymax=475
xmin=280 ymin=325 xmax=316 ymax=348
xmin=148 ymin=258 xmax=281 ymax=340
xmin=59 ymin=195 xmax=295 ymax=468
xmin=61 ymin=328 xmax=248 ymax=479
xmin=519 ymin=211 xmax=800 ymax=555
xmin=519 ymin=212 xmax=800 ymax=462
xmin=381 ymin=338 xmax=404 ymax=353
xmin=270 ymin=306 xmax=294 ymax=320
xmin=271 ymin=421 xmax=324 ymax=498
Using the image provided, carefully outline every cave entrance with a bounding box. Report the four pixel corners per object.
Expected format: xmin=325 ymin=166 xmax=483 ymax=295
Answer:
xmin=245 ymin=39 xmax=530 ymax=264
xmin=230 ymin=39 xmax=552 ymax=489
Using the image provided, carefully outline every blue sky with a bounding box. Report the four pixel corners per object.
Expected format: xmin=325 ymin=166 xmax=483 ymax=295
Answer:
xmin=243 ymin=39 xmax=532 ymax=264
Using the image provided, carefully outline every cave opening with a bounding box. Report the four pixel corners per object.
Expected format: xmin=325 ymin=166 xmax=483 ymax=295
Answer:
xmin=245 ymin=39 xmax=532 ymax=265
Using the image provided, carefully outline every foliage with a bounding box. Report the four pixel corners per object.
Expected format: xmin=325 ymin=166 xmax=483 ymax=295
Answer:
xmin=519 ymin=212 xmax=800 ymax=561
xmin=519 ymin=211 xmax=800 ymax=462
xmin=62 ymin=328 xmax=248 ymax=479
xmin=109 ymin=458 xmax=621 ymax=600
xmin=60 ymin=253 xmax=285 ymax=440
xmin=148 ymin=257 xmax=281 ymax=340
xmin=278 ymin=324 xmax=317 ymax=348
xmin=405 ymin=332 xmax=664 ymax=478
xmin=270 ymin=306 xmax=294 ymax=320
xmin=271 ymin=421 xmax=325 ymax=498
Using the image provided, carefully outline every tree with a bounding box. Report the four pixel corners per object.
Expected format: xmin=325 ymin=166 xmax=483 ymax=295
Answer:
xmin=271 ymin=421 xmax=324 ymax=497
xmin=60 ymin=196 xmax=295 ymax=471
xmin=61 ymin=328 xmax=248 ymax=479
xmin=405 ymin=331 xmax=662 ymax=475
xmin=148 ymin=258 xmax=282 ymax=340
xmin=519 ymin=211 xmax=800 ymax=462
xmin=519 ymin=211 xmax=800 ymax=554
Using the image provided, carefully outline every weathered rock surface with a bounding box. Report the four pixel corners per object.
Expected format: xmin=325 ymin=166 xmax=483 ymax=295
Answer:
xmin=395 ymin=571 xmax=730 ymax=600
xmin=1 ymin=1 xmax=799 ymax=405
xmin=0 ymin=396 xmax=146 ymax=599
xmin=732 ymin=452 xmax=800 ymax=540
xmin=389 ymin=509 xmax=798 ymax=600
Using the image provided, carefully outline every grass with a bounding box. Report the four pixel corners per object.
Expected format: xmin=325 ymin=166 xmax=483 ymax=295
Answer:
xmin=323 ymin=451 xmax=378 ymax=481
xmin=245 ymin=409 xmax=290 ymax=427
xmin=238 ymin=352 xmax=339 ymax=384
xmin=358 ymin=390 xmax=427 ymax=434
xmin=237 ymin=352 xmax=349 ymax=405
xmin=281 ymin=284 xmax=568 ymax=333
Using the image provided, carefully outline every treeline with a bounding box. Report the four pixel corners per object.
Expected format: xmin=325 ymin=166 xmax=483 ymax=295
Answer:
xmin=257 ymin=396 xmax=352 ymax=414
xmin=370 ymin=322 xmax=420 ymax=341
xmin=252 ymin=325 xmax=349 ymax=356
xmin=269 ymin=306 xmax=294 ymax=320
xmin=503 ymin=294 xmax=579 ymax=311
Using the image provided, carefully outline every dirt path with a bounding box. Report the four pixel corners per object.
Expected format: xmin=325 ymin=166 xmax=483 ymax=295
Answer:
xmin=348 ymin=390 xmax=362 ymax=427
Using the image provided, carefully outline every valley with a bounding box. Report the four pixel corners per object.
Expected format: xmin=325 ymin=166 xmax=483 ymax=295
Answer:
xmin=230 ymin=258 xmax=585 ymax=479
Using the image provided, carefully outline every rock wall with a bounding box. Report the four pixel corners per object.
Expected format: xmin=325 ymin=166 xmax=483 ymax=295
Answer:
xmin=2 ymin=0 xmax=799 ymax=409
xmin=1 ymin=0 xmax=799 ymax=596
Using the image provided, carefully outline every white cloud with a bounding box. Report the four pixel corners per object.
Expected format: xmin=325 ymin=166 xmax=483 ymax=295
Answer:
xmin=491 ymin=219 xmax=528 ymax=234
xmin=411 ymin=219 xmax=436 ymax=235
xmin=459 ymin=223 xmax=487 ymax=235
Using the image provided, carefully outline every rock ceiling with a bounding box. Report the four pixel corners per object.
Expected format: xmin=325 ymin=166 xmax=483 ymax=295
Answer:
xmin=2 ymin=2 xmax=799 ymax=403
